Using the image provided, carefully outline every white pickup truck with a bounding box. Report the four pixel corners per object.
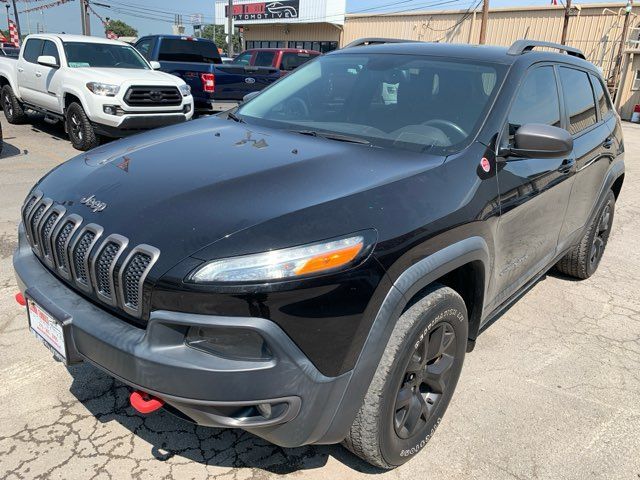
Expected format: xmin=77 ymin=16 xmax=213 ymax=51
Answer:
xmin=0 ymin=34 xmax=194 ymax=150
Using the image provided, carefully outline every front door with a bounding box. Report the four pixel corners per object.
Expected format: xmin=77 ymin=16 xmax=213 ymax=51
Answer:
xmin=32 ymin=39 xmax=62 ymax=112
xmin=491 ymin=65 xmax=576 ymax=308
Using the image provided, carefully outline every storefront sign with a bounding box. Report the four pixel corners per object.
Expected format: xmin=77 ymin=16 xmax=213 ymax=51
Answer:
xmin=225 ymin=1 xmax=300 ymax=21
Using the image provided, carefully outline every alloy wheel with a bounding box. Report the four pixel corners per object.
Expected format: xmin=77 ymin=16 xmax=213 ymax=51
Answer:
xmin=590 ymin=203 xmax=611 ymax=269
xmin=393 ymin=322 xmax=456 ymax=439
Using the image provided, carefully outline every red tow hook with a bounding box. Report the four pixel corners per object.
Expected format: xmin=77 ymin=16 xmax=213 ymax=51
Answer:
xmin=15 ymin=292 xmax=26 ymax=306
xmin=129 ymin=390 xmax=165 ymax=414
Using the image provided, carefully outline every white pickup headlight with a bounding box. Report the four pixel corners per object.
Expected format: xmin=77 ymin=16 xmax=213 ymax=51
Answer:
xmin=86 ymin=82 xmax=120 ymax=97
xmin=179 ymin=84 xmax=191 ymax=96
xmin=189 ymin=235 xmax=365 ymax=283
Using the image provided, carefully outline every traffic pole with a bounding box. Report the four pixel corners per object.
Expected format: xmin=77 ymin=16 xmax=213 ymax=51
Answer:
xmin=479 ymin=0 xmax=489 ymax=44
xmin=227 ymin=0 xmax=234 ymax=56
xmin=10 ymin=0 xmax=21 ymax=39
xmin=560 ymin=0 xmax=572 ymax=45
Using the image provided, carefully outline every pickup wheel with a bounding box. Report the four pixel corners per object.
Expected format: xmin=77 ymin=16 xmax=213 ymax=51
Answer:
xmin=343 ymin=284 xmax=468 ymax=469
xmin=66 ymin=102 xmax=99 ymax=151
xmin=2 ymin=85 xmax=27 ymax=124
xmin=556 ymin=190 xmax=615 ymax=279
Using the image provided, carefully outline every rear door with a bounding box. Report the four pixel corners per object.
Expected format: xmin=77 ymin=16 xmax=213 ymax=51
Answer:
xmin=493 ymin=65 xmax=575 ymax=306
xmin=17 ymin=38 xmax=44 ymax=103
xmin=557 ymin=67 xmax=615 ymax=248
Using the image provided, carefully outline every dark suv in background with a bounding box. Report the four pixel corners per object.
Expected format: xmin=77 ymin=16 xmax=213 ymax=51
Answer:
xmin=14 ymin=39 xmax=624 ymax=469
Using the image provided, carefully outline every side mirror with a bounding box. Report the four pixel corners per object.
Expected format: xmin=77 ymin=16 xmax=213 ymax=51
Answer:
xmin=37 ymin=55 xmax=58 ymax=68
xmin=502 ymin=123 xmax=573 ymax=159
xmin=242 ymin=91 xmax=260 ymax=103
xmin=149 ymin=61 xmax=161 ymax=70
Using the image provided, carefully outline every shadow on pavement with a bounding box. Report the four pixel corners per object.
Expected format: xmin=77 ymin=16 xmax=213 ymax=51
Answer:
xmin=67 ymin=361 xmax=382 ymax=475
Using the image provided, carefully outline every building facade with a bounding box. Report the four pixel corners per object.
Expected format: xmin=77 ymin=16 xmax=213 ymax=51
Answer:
xmin=214 ymin=0 xmax=345 ymax=52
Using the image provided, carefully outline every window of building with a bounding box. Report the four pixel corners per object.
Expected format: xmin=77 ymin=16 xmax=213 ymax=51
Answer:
xmin=633 ymin=70 xmax=640 ymax=91
xmin=507 ymin=66 xmax=561 ymax=142
xmin=22 ymin=38 xmax=44 ymax=64
xmin=559 ymin=67 xmax=597 ymax=135
xmin=590 ymin=74 xmax=612 ymax=119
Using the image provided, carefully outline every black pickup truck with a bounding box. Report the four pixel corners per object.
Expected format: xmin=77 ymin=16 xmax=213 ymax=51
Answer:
xmin=14 ymin=39 xmax=624 ymax=469
xmin=133 ymin=35 xmax=280 ymax=113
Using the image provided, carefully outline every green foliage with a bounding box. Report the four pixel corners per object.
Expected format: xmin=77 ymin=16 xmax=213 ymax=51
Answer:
xmin=200 ymin=24 xmax=242 ymax=55
xmin=105 ymin=19 xmax=138 ymax=38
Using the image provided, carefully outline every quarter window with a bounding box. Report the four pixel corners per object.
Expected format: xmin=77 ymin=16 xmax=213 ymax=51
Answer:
xmin=590 ymin=74 xmax=611 ymax=119
xmin=559 ymin=67 xmax=597 ymax=135
xmin=22 ymin=38 xmax=44 ymax=64
xmin=507 ymin=66 xmax=561 ymax=142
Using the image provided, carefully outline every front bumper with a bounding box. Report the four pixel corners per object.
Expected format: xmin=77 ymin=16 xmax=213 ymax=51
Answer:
xmin=13 ymin=229 xmax=352 ymax=447
xmin=92 ymin=113 xmax=190 ymax=137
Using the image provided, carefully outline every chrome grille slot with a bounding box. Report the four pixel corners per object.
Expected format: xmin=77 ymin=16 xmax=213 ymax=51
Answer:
xmin=119 ymin=245 xmax=160 ymax=317
xmin=69 ymin=224 xmax=103 ymax=293
xmin=91 ymin=234 xmax=128 ymax=306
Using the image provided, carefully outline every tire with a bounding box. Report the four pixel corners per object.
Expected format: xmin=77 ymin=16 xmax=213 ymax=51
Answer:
xmin=65 ymin=102 xmax=99 ymax=151
xmin=343 ymin=284 xmax=468 ymax=469
xmin=556 ymin=190 xmax=615 ymax=279
xmin=1 ymin=84 xmax=27 ymax=124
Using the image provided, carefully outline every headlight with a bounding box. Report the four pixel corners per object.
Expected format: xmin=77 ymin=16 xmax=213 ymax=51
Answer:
xmin=189 ymin=235 xmax=366 ymax=283
xmin=86 ymin=82 xmax=120 ymax=97
xmin=179 ymin=83 xmax=191 ymax=96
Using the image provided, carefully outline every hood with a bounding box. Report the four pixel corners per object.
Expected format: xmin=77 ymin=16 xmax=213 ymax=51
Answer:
xmin=34 ymin=117 xmax=445 ymax=275
xmin=71 ymin=67 xmax=183 ymax=86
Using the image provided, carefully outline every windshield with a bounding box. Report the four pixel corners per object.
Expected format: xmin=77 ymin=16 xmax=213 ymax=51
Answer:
xmin=63 ymin=42 xmax=149 ymax=69
xmin=237 ymin=53 xmax=506 ymax=153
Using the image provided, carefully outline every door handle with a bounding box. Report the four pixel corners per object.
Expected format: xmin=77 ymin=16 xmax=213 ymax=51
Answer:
xmin=602 ymin=137 xmax=613 ymax=149
xmin=557 ymin=158 xmax=575 ymax=174
xmin=35 ymin=72 xmax=42 ymax=77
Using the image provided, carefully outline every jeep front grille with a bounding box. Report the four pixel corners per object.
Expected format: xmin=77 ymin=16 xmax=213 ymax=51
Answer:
xmin=21 ymin=194 xmax=159 ymax=319
xmin=124 ymin=86 xmax=182 ymax=107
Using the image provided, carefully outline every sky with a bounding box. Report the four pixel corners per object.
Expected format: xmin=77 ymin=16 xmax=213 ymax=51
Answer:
xmin=5 ymin=0 xmax=629 ymax=37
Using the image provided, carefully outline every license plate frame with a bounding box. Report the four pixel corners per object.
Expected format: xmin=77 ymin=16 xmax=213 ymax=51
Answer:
xmin=27 ymin=297 xmax=68 ymax=364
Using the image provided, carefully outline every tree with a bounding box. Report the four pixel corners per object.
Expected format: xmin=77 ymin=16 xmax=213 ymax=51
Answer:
xmin=200 ymin=24 xmax=242 ymax=55
xmin=105 ymin=19 xmax=138 ymax=38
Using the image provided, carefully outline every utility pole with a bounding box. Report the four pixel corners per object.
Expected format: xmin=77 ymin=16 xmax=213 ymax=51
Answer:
xmin=10 ymin=0 xmax=21 ymax=39
xmin=611 ymin=0 xmax=633 ymax=97
xmin=560 ymin=0 xmax=572 ymax=45
xmin=479 ymin=0 xmax=489 ymax=44
xmin=80 ymin=0 xmax=91 ymax=36
xmin=227 ymin=0 xmax=234 ymax=56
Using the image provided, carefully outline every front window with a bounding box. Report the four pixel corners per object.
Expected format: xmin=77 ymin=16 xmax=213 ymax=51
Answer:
xmin=63 ymin=42 xmax=149 ymax=69
xmin=237 ymin=53 xmax=506 ymax=154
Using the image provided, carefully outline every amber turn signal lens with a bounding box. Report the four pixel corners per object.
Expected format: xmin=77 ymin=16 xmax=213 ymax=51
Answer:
xmin=295 ymin=243 xmax=363 ymax=275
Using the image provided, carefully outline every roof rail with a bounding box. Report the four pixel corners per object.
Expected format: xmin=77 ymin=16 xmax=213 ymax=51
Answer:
xmin=507 ymin=40 xmax=586 ymax=60
xmin=343 ymin=37 xmax=419 ymax=49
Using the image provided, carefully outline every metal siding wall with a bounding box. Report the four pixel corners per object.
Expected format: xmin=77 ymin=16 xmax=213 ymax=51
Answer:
xmin=243 ymin=23 xmax=341 ymax=41
xmin=343 ymin=3 xmax=639 ymax=77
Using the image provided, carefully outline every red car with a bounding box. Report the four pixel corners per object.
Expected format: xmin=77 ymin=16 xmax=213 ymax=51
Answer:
xmin=233 ymin=48 xmax=321 ymax=76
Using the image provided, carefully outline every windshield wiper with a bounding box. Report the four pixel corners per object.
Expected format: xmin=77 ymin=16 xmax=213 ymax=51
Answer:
xmin=227 ymin=111 xmax=244 ymax=123
xmin=290 ymin=129 xmax=371 ymax=145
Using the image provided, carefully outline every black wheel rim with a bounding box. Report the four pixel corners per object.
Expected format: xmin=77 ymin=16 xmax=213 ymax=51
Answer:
xmin=393 ymin=322 xmax=456 ymax=439
xmin=589 ymin=204 xmax=611 ymax=268
xmin=70 ymin=113 xmax=83 ymax=141
xmin=3 ymin=92 xmax=12 ymax=117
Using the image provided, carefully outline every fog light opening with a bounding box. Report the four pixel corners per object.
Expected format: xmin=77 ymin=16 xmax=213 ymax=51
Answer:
xmin=257 ymin=403 xmax=272 ymax=419
xmin=185 ymin=326 xmax=273 ymax=361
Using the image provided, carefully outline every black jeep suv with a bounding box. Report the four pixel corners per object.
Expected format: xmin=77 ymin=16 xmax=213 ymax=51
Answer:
xmin=14 ymin=39 xmax=624 ymax=468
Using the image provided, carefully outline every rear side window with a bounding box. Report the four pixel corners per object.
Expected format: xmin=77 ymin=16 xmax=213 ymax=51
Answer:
xmin=559 ymin=67 xmax=597 ymax=135
xmin=254 ymin=51 xmax=275 ymax=67
xmin=158 ymin=39 xmax=221 ymax=64
xmin=22 ymin=38 xmax=44 ymax=63
xmin=281 ymin=52 xmax=316 ymax=71
xmin=233 ymin=51 xmax=252 ymax=65
xmin=590 ymin=74 xmax=611 ymax=119
xmin=41 ymin=40 xmax=60 ymax=65
xmin=508 ymin=66 xmax=560 ymax=141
